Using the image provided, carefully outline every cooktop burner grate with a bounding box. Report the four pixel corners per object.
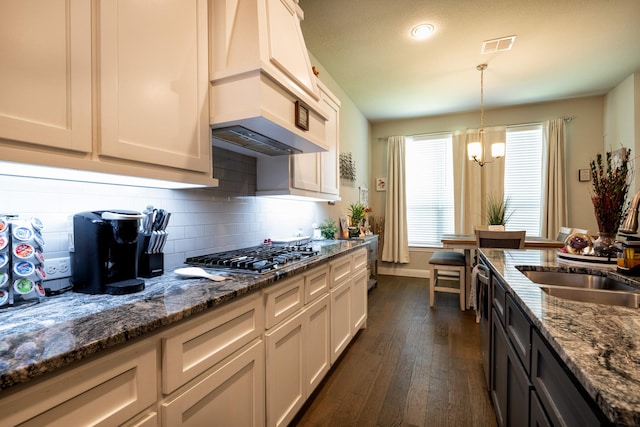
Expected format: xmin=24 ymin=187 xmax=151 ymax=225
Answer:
xmin=185 ymin=244 xmax=320 ymax=273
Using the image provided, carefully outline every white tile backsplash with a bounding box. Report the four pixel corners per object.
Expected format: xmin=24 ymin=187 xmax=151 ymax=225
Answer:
xmin=0 ymin=176 xmax=324 ymax=270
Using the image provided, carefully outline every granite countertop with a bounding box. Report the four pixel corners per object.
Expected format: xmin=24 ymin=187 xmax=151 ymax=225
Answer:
xmin=0 ymin=240 xmax=367 ymax=392
xmin=480 ymin=248 xmax=640 ymax=426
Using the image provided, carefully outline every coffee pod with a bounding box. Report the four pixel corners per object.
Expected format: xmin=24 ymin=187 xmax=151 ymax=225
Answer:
xmin=13 ymin=277 xmax=34 ymax=294
xmin=31 ymin=217 xmax=44 ymax=232
xmin=13 ymin=261 xmax=35 ymax=277
xmin=35 ymin=282 xmax=46 ymax=297
xmin=0 ymin=289 xmax=8 ymax=306
xmin=0 ymin=235 xmax=7 ymax=252
xmin=35 ymin=265 xmax=47 ymax=280
xmin=13 ymin=225 xmax=34 ymax=241
xmin=0 ymin=218 xmax=7 ymax=233
xmin=33 ymin=234 xmax=45 ymax=249
xmin=35 ymin=250 xmax=45 ymax=265
xmin=0 ymin=253 xmax=7 ymax=269
xmin=14 ymin=243 xmax=35 ymax=260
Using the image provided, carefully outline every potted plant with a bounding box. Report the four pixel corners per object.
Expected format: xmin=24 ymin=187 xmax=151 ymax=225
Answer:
xmin=348 ymin=202 xmax=366 ymax=237
xmin=485 ymin=194 xmax=512 ymax=230
xmin=318 ymin=219 xmax=338 ymax=240
xmin=590 ymin=147 xmax=632 ymax=256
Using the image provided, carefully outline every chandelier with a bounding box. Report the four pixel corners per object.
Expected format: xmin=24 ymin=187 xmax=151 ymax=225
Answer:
xmin=467 ymin=64 xmax=505 ymax=166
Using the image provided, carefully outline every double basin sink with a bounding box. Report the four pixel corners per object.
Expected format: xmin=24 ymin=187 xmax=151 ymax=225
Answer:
xmin=517 ymin=269 xmax=640 ymax=308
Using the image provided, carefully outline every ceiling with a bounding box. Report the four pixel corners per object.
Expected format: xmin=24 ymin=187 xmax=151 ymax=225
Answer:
xmin=298 ymin=0 xmax=640 ymax=122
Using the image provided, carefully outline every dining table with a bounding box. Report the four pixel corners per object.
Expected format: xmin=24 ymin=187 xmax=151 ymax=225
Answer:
xmin=439 ymin=233 xmax=565 ymax=308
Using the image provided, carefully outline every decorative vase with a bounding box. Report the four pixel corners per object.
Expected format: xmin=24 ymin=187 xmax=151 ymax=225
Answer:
xmin=593 ymin=232 xmax=615 ymax=257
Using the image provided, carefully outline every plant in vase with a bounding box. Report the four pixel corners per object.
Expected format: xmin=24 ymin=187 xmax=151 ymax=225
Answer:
xmin=348 ymin=202 xmax=366 ymax=237
xmin=318 ymin=219 xmax=338 ymax=240
xmin=589 ymin=147 xmax=632 ymax=257
xmin=485 ymin=193 xmax=513 ymax=230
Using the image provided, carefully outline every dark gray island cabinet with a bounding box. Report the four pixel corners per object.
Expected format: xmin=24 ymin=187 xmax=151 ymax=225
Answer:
xmin=482 ymin=254 xmax=612 ymax=427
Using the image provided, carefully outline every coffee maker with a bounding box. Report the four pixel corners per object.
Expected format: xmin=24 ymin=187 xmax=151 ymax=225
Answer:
xmin=71 ymin=210 xmax=145 ymax=295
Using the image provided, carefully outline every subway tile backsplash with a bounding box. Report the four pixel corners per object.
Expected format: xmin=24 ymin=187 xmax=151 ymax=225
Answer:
xmin=0 ymin=150 xmax=324 ymax=271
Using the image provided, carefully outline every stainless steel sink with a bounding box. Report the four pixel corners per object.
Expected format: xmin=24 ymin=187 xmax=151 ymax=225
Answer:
xmin=518 ymin=269 xmax=640 ymax=307
xmin=540 ymin=286 xmax=640 ymax=308
xmin=521 ymin=270 xmax=637 ymax=291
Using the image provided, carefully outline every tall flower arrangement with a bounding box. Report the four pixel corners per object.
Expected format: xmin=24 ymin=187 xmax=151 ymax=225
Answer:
xmin=589 ymin=148 xmax=632 ymax=233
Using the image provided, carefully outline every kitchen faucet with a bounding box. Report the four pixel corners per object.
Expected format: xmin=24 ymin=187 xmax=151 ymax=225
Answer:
xmin=619 ymin=190 xmax=640 ymax=234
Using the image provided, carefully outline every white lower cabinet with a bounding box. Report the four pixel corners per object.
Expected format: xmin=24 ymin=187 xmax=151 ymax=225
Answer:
xmin=351 ymin=268 xmax=368 ymax=335
xmin=265 ymin=310 xmax=306 ymax=427
xmin=330 ymin=278 xmax=353 ymax=364
xmin=0 ymin=249 xmax=368 ymax=427
xmin=305 ymin=294 xmax=331 ymax=393
xmin=161 ymin=339 xmax=265 ymax=427
xmin=0 ymin=339 xmax=157 ymax=427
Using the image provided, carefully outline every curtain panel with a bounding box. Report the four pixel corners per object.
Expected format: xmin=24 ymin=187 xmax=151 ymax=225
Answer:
xmin=382 ymin=136 xmax=410 ymax=263
xmin=541 ymin=118 xmax=568 ymax=238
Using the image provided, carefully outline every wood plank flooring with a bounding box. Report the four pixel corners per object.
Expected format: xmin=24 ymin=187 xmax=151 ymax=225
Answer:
xmin=292 ymin=275 xmax=497 ymax=427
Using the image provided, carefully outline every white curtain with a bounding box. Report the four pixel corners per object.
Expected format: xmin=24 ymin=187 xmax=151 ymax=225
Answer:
xmin=452 ymin=126 xmax=506 ymax=234
xmin=382 ymin=136 xmax=410 ymax=263
xmin=541 ymin=118 xmax=568 ymax=238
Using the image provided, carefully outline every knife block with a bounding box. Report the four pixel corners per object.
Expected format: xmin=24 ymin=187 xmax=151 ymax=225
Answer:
xmin=137 ymin=234 xmax=164 ymax=278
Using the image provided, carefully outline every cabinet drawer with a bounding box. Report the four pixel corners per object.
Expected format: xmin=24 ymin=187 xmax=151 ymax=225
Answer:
xmin=330 ymin=254 xmax=352 ymax=287
xmin=162 ymin=292 xmax=263 ymax=394
xmin=0 ymin=339 xmax=157 ymax=427
xmin=352 ymin=248 xmax=367 ymax=272
xmin=506 ymin=294 xmax=531 ymax=374
xmin=531 ymin=329 xmax=602 ymax=427
xmin=162 ymin=339 xmax=265 ymax=427
xmin=265 ymin=275 xmax=305 ymax=329
xmin=304 ymin=264 xmax=330 ymax=304
xmin=492 ymin=275 xmax=507 ymax=326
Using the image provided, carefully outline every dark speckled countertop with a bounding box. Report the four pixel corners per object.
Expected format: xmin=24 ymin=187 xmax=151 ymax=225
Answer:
xmin=480 ymin=248 xmax=640 ymax=426
xmin=0 ymin=240 xmax=367 ymax=392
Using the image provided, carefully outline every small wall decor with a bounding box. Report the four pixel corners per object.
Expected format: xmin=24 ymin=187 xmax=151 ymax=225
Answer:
xmin=294 ymin=100 xmax=309 ymax=131
xmin=376 ymin=177 xmax=386 ymax=191
xmin=339 ymin=152 xmax=356 ymax=183
xmin=359 ymin=186 xmax=369 ymax=206
xmin=578 ymin=169 xmax=590 ymax=182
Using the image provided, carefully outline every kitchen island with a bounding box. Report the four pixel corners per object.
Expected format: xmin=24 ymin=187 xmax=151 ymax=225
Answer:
xmin=480 ymin=248 xmax=640 ymax=426
xmin=0 ymin=239 xmax=368 ymax=426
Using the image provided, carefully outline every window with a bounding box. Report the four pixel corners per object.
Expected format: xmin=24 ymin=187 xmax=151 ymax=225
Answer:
xmin=504 ymin=124 xmax=543 ymax=236
xmin=405 ymin=134 xmax=455 ymax=246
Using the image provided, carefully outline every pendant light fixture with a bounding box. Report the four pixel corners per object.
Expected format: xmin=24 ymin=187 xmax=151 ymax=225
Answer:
xmin=467 ymin=64 xmax=505 ymax=166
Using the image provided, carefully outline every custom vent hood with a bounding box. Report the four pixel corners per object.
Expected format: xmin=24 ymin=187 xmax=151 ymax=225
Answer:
xmin=209 ymin=0 xmax=329 ymax=157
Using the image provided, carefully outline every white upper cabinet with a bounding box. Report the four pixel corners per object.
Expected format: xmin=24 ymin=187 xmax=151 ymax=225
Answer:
xmin=0 ymin=0 xmax=217 ymax=187
xmin=98 ymin=0 xmax=211 ymax=174
xmin=0 ymin=1 xmax=92 ymax=152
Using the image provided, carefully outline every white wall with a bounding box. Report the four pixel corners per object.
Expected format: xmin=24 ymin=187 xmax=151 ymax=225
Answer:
xmin=604 ymin=72 xmax=639 ymax=193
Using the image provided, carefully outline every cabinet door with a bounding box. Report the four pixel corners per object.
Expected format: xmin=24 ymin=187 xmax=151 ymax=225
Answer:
xmin=491 ymin=310 xmax=531 ymax=427
xmin=162 ymin=339 xmax=265 ymax=427
xmin=305 ymin=293 xmax=331 ymax=394
xmin=0 ymin=1 xmax=91 ymax=152
xmin=98 ymin=0 xmax=210 ymax=173
xmin=265 ymin=310 xmax=306 ymax=427
xmin=319 ymin=82 xmax=340 ymax=195
xmin=351 ymin=268 xmax=368 ymax=334
xmin=330 ymin=278 xmax=352 ymax=364
xmin=292 ymin=153 xmax=321 ymax=192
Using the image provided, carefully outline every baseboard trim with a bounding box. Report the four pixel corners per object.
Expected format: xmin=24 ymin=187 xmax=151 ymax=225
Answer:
xmin=379 ymin=266 xmax=429 ymax=278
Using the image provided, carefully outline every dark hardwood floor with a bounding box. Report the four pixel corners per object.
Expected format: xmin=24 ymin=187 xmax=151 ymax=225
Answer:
xmin=292 ymin=275 xmax=498 ymax=427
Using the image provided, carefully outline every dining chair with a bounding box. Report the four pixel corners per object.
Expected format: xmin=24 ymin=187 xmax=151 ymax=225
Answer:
xmin=428 ymin=251 xmax=466 ymax=311
xmin=475 ymin=229 xmax=526 ymax=249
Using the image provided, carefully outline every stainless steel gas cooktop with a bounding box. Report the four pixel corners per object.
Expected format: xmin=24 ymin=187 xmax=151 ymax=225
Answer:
xmin=185 ymin=244 xmax=320 ymax=274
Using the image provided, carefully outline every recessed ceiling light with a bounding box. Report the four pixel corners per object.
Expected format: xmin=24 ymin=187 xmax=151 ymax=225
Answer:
xmin=411 ymin=24 xmax=435 ymax=40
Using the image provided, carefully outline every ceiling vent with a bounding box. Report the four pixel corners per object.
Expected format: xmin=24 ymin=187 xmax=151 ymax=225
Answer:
xmin=482 ymin=35 xmax=516 ymax=54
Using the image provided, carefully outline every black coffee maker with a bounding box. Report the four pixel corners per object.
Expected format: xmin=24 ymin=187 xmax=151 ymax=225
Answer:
xmin=71 ymin=210 xmax=145 ymax=295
